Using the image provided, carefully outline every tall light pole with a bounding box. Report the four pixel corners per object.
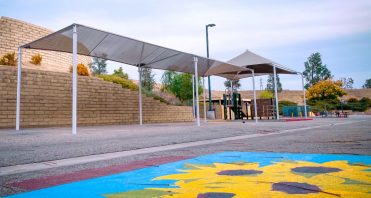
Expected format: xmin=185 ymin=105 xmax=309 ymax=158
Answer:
xmin=206 ymin=23 xmax=215 ymax=113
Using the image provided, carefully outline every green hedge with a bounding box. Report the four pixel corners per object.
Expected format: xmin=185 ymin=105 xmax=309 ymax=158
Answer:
xmin=308 ymin=97 xmax=371 ymax=112
xmin=97 ymin=74 xmax=171 ymax=105
xmin=97 ymin=74 xmax=138 ymax=91
xmin=338 ymin=97 xmax=371 ymax=112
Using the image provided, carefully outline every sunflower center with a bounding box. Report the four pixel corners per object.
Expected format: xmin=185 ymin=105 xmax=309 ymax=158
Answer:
xmin=291 ymin=166 xmax=341 ymax=174
xmin=197 ymin=192 xmax=235 ymax=198
xmin=217 ymin=169 xmax=262 ymax=176
xmin=272 ymin=182 xmax=321 ymax=194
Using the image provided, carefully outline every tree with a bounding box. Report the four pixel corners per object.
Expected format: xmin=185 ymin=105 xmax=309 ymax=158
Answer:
xmin=303 ymin=52 xmax=332 ymax=88
xmin=266 ymin=74 xmax=282 ymax=93
xmin=224 ymin=79 xmax=241 ymax=91
xmin=363 ymin=78 xmax=371 ymax=88
xmin=112 ymin=67 xmax=129 ymax=79
xmin=306 ymin=79 xmax=346 ymax=111
xmin=161 ymin=71 xmax=202 ymax=102
xmin=140 ymin=67 xmax=156 ymax=92
xmin=161 ymin=71 xmax=177 ymax=91
xmin=306 ymin=79 xmax=346 ymax=101
xmin=89 ymin=56 xmax=107 ymax=75
xmin=339 ymin=77 xmax=354 ymax=89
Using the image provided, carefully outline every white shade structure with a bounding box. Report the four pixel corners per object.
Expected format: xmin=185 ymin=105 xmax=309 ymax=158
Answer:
xmin=211 ymin=50 xmax=306 ymax=121
xmin=21 ymin=24 xmax=248 ymax=77
xmin=217 ymin=50 xmax=297 ymax=77
xmin=16 ymin=24 xmax=250 ymax=133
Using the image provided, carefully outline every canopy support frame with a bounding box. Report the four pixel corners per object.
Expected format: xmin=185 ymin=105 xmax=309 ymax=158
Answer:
xmin=138 ymin=66 xmax=143 ymax=125
xmin=194 ymin=57 xmax=200 ymax=127
xmin=16 ymin=47 xmax=22 ymax=131
xmin=192 ymin=75 xmax=195 ymax=118
xmin=244 ymin=69 xmax=258 ymax=123
xmin=72 ymin=25 xmax=77 ymax=135
xmin=273 ymin=65 xmax=279 ymax=120
xmin=203 ymin=77 xmax=207 ymax=123
xmin=138 ymin=44 xmax=145 ymax=126
xmin=300 ymin=73 xmax=308 ymax=118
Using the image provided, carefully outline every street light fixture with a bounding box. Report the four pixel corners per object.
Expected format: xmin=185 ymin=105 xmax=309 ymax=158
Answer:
xmin=206 ymin=23 xmax=215 ymax=115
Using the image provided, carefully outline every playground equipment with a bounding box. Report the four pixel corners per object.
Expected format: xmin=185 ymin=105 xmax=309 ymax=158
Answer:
xmin=223 ymin=92 xmax=246 ymax=120
xmin=222 ymin=87 xmax=276 ymax=120
xmin=251 ymin=98 xmax=275 ymax=119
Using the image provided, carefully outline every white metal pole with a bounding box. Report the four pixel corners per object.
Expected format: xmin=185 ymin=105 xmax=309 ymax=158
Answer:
xmin=230 ymin=80 xmax=233 ymax=93
xmin=252 ymin=70 xmax=258 ymax=123
xmin=72 ymin=25 xmax=77 ymax=135
xmin=139 ymin=67 xmax=143 ymax=125
xmin=16 ymin=47 xmax=22 ymax=130
xmin=203 ymin=77 xmax=207 ymax=123
xmin=194 ymin=57 xmax=200 ymax=127
xmin=192 ymin=75 xmax=195 ymax=118
xmin=273 ymin=65 xmax=279 ymax=120
xmin=231 ymin=79 xmax=234 ymax=118
xmin=301 ymin=73 xmax=308 ymax=118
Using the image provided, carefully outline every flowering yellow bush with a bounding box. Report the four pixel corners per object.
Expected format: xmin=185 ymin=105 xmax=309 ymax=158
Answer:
xmin=69 ymin=63 xmax=90 ymax=76
xmin=0 ymin=52 xmax=17 ymax=66
xmin=30 ymin=53 xmax=42 ymax=65
xmin=306 ymin=79 xmax=346 ymax=101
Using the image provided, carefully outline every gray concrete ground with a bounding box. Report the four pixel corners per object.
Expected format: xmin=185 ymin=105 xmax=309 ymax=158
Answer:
xmin=0 ymin=115 xmax=370 ymax=196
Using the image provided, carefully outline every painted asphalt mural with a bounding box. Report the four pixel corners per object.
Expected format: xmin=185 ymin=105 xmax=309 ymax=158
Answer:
xmin=8 ymin=152 xmax=371 ymax=198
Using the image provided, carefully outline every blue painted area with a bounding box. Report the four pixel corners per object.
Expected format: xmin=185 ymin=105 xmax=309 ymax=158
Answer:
xmin=8 ymin=152 xmax=371 ymax=198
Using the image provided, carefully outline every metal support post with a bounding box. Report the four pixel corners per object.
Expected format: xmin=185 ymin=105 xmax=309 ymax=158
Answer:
xmin=194 ymin=57 xmax=200 ymax=127
xmin=138 ymin=67 xmax=143 ymax=125
xmin=16 ymin=48 xmax=22 ymax=130
xmin=203 ymin=77 xmax=207 ymax=123
xmin=251 ymin=70 xmax=258 ymax=123
xmin=273 ymin=65 xmax=279 ymax=120
xmin=301 ymin=73 xmax=308 ymax=118
xmin=192 ymin=75 xmax=195 ymax=118
xmin=72 ymin=25 xmax=77 ymax=135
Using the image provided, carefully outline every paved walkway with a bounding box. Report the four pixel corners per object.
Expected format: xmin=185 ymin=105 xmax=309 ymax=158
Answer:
xmin=1 ymin=117 xmax=369 ymax=167
xmin=1 ymin=116 xmax=370 ymax=196
xmin=2 ymin=120 xmax=357 ymax=176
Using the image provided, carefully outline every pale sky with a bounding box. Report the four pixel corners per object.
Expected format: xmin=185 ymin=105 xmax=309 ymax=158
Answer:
xmin=1 ymin=0 xmax=370 ymax=90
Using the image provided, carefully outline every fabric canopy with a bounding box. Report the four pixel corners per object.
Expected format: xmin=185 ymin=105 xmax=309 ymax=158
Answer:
xmin=22 ymin=24 xmax=248 ymax=77
xmin=216 ymin=50 xmax=298 ymax=80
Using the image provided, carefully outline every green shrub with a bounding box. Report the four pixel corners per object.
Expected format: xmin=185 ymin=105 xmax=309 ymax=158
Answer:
xmin=347 ymin=98 xmax=358 ymax=103
xmin=98 ymin=74 xmax=172 ymax=104
xmin=30 ymin=53 xmax=42 ymax=65
xmin=112 ymin=67 xmax=129 ymax=79
xmin=97 ymin=74 xmax=138 ymax=91
xmin=142 ymin=89 xmax=170 ymax=105
xmin=340 ymin=102 xmax=367 ymax=112
xmin=308 ymin=99 xmax=339 ymax=112
xmin=340 ymin=97 xmax=371 ymax=112
xmin=0 ymin=52 xmax=17 ymax=66
xmin=259 ymin=90 xmax=273 ymax=99
xmin=359 ymin=97 xmax=371 ymax=107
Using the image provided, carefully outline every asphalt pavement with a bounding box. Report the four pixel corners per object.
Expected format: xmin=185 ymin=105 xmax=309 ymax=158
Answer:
xmin=0 ymin=115 xmax=370 ymax=196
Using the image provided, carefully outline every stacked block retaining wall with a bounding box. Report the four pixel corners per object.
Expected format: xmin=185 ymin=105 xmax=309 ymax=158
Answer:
xmin=0 ymin=66 xmax=192 ymax=128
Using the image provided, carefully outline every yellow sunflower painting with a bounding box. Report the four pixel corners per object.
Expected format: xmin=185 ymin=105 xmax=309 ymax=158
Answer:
xmin=107 ymin=160 xmax=371 ymax=198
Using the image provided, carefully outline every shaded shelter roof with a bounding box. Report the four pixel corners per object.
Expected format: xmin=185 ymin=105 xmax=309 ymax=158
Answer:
xmin=216 ymin=50 xmax=298 ymax=80
xmin=22 ymin=24 xmax=248 ymax=77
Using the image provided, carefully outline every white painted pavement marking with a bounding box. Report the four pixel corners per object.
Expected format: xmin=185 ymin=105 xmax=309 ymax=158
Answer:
xmin=0 ymin=120 xmax=367 ymax=176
